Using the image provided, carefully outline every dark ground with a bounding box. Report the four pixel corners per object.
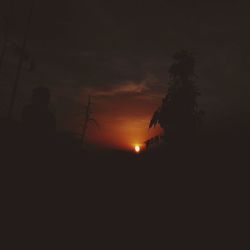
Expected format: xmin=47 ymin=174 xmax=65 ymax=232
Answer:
xmin=0 ymin=118 xmax=249 ymax=248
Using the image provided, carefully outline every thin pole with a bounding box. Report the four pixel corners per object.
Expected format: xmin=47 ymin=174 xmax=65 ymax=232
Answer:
xmin=7 ymin=0 xmax=35 ymax=119
xmin=81 ymin=96 xmax=91 ymax=145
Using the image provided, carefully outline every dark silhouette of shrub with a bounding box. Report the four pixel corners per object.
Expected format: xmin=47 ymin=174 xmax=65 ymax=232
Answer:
xmin=22 ymin=86 xmax=56 ymax=147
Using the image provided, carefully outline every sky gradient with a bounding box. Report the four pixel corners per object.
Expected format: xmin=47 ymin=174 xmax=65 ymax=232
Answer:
xmin=0 ymin=0 xmax=249 ymax=149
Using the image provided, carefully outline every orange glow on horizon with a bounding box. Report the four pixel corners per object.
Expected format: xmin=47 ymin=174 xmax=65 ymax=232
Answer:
xmin=69 ymin=90 xmax=164 ymax=151
xmin=86 ymin=115 xmax=162 ymax=151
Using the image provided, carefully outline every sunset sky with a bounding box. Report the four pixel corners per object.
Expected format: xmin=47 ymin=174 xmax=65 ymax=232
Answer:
xmin=0 ymin=0 xmax=249 ymax=150
xmin=54 ymin=73 xmax=164 ymax=149
xmin=79 ymin=77 xmax=164 ymax=149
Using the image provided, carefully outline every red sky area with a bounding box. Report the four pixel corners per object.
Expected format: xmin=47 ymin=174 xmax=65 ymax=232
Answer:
xmin=64 ymin=79 xmax=164 ymax=151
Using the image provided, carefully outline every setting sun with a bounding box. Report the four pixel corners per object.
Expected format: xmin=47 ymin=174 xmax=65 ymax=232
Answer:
xmin=134 ymin=145 xmax=141 ymax=153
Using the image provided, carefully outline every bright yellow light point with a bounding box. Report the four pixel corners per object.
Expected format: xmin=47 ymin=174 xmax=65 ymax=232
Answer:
xmin=134 ymin=145 xmax=141 ymax=153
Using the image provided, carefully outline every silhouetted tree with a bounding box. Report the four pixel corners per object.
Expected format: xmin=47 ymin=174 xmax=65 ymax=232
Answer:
xmin=8 ymin=0 xmax=35 ymax=118
xmin=149 ymin=50 xmax=204 ymax=146
xmin=80 ymin=96 xmax=99 ymax=146
xmin=0 ymin=0 xmax=34 ymax=75
xmin=0 ymin=0 xmax=13 ymax=74
xmin=144 ymin=135 xmax=164 ymax=150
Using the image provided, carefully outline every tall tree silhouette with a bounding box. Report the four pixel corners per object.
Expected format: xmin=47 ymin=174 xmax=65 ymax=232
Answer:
xmin=0 ymin=0 xmax=14 ymax=74
xmin=149 ymin=50 xmax=204 ymax=146
xmin=80 ymin=96 xmax=100 ymax=146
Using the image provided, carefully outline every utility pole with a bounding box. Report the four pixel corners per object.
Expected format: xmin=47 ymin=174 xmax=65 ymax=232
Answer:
xmin=7 ymin=0 xmax=35 ymax=119
xmin=81 ymin=96 xmax=99 ymax=146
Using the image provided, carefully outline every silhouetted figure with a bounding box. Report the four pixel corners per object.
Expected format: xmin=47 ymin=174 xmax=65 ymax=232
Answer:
xmin=22 ymin=87 xmax=56 ymax=147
